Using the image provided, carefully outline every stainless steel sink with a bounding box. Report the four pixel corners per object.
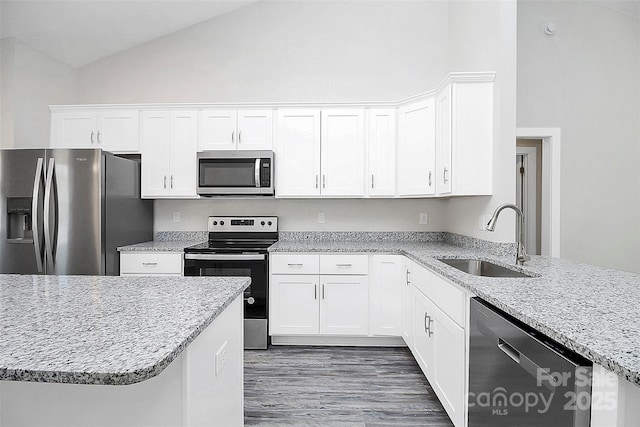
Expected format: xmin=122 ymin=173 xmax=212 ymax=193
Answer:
xmin=436 ymin=258 xmax=534 ymax=278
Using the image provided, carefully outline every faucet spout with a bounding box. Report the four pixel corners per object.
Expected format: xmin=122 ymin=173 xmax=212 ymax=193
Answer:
xmin=485 ymin=203 xmax=531 ymax=265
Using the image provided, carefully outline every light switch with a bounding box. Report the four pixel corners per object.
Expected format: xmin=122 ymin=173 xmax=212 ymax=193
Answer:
xmin=419 ymin=213 xmax=428 ymax=225
xmin=172 ymin=212 xmax=180 ymax=223
xmin=318 ymin=213 xmax=325 ymax=224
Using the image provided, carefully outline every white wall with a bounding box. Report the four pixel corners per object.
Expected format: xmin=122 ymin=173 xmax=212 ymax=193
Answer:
xmin=75 ymin=0 xmax=461 ymax=234
xmin=154 ymin=198 xmax=447 ymax=232
xmin=0 ymin=37 xmax=76 ymax=148
xmin=442 ymin=0 xmax=518 ymax=244
xmin=76 ymin=0 xmax=448 ymax=104
xmin=517 ymin=1 xmax=640 ymax=273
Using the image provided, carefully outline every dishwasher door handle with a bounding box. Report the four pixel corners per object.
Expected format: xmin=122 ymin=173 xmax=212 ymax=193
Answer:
xmin=497 ymin=337 xmax=556 ymax=392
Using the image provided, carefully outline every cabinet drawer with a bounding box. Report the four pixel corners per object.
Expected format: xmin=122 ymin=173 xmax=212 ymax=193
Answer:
xmin=120 ymin=252 xmax=183 ymax=275
xmin=320 ymin=254 xmax=368 ymax=275
xmin=271 ymin=254 xmax=320 ymax=274
xmin=411 ymin=264 xmax=466 ymax=327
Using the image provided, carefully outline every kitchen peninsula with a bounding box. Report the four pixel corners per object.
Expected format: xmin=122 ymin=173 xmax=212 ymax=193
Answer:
xmin=0 ymin=274 xmax=249 ymax=427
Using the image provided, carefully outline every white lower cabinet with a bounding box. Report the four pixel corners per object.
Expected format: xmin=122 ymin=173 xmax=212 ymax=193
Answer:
xmin=369 ymin=255 xmax=404 ymax=336
xmin=401 ymin=259 xmax=415 ymax=348
xmin=409 ymin=261 xmax=468 ymax=427
xmin=269 ymin=253 xmax=370 ymax=336
xmin=120 ymin=252 xmax=183 ymax=276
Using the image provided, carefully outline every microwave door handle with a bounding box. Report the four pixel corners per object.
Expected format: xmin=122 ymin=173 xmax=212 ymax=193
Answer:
xmin=255 ymin=159 xmax=261 ymax=188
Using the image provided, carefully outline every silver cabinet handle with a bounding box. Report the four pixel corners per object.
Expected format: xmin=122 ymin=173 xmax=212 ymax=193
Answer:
xmin=287 ymin=263 xmax=304 ymax=266
xmin=32 ymin=158 xmax=45 ymax=273
xmin=231 ymin=131 xmax=235 ymax=143
xmin=322 ymin=174 xmax=326 ymax=189
xmin=443 ymin=167 xmax=448 ymax=184
xmin=96 ymin=131 xmax=101 ymax=144
xmin=163 ymin=175 xmax=167 ymax=189
xmin=315 ymin=175 xmax=319 ymax=189
xmin=170 ymin=175 xmax=174 ymax=189
xmin=142 ymin=262 xmax=158 ymax=266
xmin=371 ymin=174 xmax=374 ymax=189
xmin=424 ymin=313 xmax=433 ymax=337
xmin=90 ymin=131 xmax=95 ymax=144
xmin=406 ymin=270 xmax=411 ymax=285
xmin=255 ymin=159 xmax=261 ymax=188
xmin=238 ymin=131 xmax=242 ymax=143
xmin=336 ymin=263 xmax=352 ymax=267
xmin=322 ymin=283 xmax=325 ymax=299
xmin=314 ymin=284 xmax=317 ymax=300
xmin=428 ymin=171 xmax=432 ymax=187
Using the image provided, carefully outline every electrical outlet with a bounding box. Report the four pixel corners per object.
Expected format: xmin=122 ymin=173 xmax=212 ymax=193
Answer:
xmin=318 ymin=213 xmax=325 ymax=224
xmin=215 ymin=341 xmax=228 ymax=376
xmin=479 ymin=215 xmax=491 ymax=231
xmin=419 ymin=213 xmax=428 ymax=225
xmin=172 ymin=212 xmax=180 ymax=223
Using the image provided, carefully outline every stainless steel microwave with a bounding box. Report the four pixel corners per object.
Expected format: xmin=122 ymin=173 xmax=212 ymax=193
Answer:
xmin=197 ymin=150 xmax=274 ymax=196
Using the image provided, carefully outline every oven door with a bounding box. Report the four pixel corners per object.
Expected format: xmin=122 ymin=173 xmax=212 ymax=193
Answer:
xmin=183 ymin=252 xmax=268 ymax=320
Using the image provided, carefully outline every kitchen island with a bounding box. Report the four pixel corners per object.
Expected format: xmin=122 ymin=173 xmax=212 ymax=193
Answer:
xmin=0 ymin=274 xmax=249 ymax=427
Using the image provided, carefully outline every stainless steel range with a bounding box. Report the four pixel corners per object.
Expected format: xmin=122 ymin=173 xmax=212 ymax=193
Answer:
xmin=183 ymin=216 xmax=278 ymax=349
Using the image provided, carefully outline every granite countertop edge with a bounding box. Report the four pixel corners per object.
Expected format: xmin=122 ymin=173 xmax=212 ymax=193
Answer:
xmin=0 ymin=278 xmax=250 ymax=386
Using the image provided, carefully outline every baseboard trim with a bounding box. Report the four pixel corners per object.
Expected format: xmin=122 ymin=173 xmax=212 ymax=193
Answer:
xmin=270 ymin=335 xmax=406 ymax=347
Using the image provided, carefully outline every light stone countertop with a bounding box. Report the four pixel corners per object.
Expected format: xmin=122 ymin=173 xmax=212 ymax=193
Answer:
xmin=0 ymin=275 xmax=249 ymax=385
xmin=270 ymin=238 xmax=640 ymax=387
xmin=118 ymin=234 xmax=640 ymax=386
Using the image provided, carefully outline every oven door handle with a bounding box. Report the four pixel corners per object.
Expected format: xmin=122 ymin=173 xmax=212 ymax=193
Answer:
xmin=184 ymin=253 xmax=266 ymax=261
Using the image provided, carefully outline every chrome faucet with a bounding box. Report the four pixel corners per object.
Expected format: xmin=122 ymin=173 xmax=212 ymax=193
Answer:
xmin=485 ymin=203 xmax=531 ymax=265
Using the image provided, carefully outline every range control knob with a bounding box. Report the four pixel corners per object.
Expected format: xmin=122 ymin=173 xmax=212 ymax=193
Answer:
xmin=246 ymin=297 xmax=255 ymax=305
xmin=261 ymin=221 xmax=265 ymax=226
xmin=220 ymin=220 xmax=225 ymax=226
xmin=212 ymin=221 xmax=218 ymax=226
xmin=267 ymin=221 xmax=273 ymax=226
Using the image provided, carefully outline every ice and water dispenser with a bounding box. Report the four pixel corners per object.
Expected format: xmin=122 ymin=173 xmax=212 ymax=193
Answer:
xmin=6 ymin=197 xmax=33 ymax=242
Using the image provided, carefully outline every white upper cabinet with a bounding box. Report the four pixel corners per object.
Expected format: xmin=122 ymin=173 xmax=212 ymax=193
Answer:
xmin=275 ymin=109 xmax=322 ymax=197
xmin=449 ymin=82 xmax=493 ymax=195
xmin=50 ymin=109 xmax=140 ymax=153
xmin=436 ymin=86 xmax=452 ymax=195
xmin=198 ymin=109 xmax=273 ymax=151
xmin=397 ymin=97 xmax=436 ymax=196
xmin=366 ymin=109 xmax=397 ymax=197
xmin=141 ymin=110 xmax=197 ymax=198
xmin=320 ymin=109 xmax=365 ymax=197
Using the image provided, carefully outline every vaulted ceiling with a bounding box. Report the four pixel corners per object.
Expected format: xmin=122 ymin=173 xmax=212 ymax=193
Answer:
xmin=0 ymin=0 xmax=260 ymax=68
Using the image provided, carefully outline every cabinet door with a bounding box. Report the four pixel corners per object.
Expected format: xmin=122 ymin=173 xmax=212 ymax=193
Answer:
xmin=412 ymin=288 xmax=434 ymax=378
xmin=269 ymin=275 xmax=320 ymax=335
xmin=98 ymin=110 xmax=140 ymax=153
xmin=275 ymin=109 xmax=321 ymax=197
xmin=436 ymin=86 xmax=452 ymax=194
xmin=197 ymin=110 xmax=238 ymax=151
xmin=369 ymin=255 xmax=403 ymax=336
xmin=367 ymin=109 xmax=396 ymax=196
xmin=430 ymin=298 xmax=466 ymax=427
xmin=141 ymin=111 xmax=171 ymax=197
xmin=320 ymin=275 xmax=368 ymax=335
xmin=401 ymin=262 xmax=414 ymax=348
xmin=397 ymin=98 xmax=436 ymax=196
xmin=237 ymin=110 xmax=273 ymax=151
xmin=169 ymin=111 xmax=198 ymax=197
xmin=320 ymin=110 xmax=365 ymax=196
xmin=50 ymin=111 xmax=97 ymax=148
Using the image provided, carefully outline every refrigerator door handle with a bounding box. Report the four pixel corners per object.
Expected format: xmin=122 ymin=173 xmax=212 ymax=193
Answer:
xmin=32 ymin=158 xmax=45 ymax=273
xmin=44 ymin=158 xmax=57 ymax=271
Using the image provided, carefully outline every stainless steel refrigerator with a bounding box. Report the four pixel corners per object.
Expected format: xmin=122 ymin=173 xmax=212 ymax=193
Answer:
xmin=0 ymin=149 xmax=153 ymax=275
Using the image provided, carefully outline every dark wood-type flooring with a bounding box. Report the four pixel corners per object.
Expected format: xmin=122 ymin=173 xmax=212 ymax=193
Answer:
xmin=244 ymin=346 xmax=454 ymax=427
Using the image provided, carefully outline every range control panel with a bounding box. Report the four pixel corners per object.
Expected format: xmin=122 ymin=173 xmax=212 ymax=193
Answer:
xmin=207 ymin=216 xmax=278 ymax=232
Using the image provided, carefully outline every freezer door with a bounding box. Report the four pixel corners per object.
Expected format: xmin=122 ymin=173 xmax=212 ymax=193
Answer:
xmin=0 ymin=149 xmax=47 ymax=274
xmin=45 ymin=149 xmax=104 ymax=275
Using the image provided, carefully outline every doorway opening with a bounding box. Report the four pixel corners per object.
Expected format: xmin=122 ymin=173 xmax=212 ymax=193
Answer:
xmin=515 ymin=128 xmax=561 ymax=257
xmin=516 ymin=140 xmax=542 ymax=255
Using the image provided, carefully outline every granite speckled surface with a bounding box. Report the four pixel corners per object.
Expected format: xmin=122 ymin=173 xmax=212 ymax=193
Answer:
xmin=271 ymin=235 xmax=640 ymax=386
xmin=0 ymin=275 xmax=249 ymax=385
xmin=117 ymin=239 xmax=201 ymax=252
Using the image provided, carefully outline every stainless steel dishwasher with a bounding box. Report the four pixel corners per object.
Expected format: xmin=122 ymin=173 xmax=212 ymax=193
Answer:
xmin=469 ymin=298 xmax=592 ymax=426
